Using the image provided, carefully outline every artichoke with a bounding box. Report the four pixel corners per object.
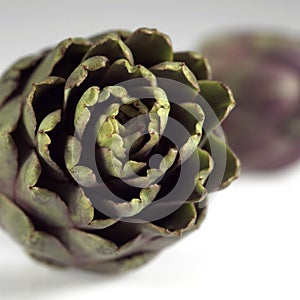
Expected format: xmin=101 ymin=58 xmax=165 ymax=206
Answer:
xmin=0 ymin=28 xmax=239 ymax=273
xmin=201 ymin=32 xmax=300 ymax=170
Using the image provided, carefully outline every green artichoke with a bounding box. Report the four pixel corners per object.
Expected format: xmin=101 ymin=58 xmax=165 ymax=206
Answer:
xmin=201 ymin=32 xmax=300 ymax=170
xmin=0 ymin=28 xmax=239 ymax=273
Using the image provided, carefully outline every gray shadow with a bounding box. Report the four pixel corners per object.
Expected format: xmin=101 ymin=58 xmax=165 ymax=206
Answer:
xmin=0 ymin=259 xmax=127 ymax=300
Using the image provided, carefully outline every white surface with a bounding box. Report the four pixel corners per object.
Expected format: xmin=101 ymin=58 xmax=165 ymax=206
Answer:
xmin=0 ymin=1 xmax=300 ymax=299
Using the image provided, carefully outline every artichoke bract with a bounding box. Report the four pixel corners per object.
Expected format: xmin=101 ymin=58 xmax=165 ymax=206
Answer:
xmin=0 ymin=28 xmax=239 ymax=273
xmin=201 ymin=32 xmax=300 ymax=170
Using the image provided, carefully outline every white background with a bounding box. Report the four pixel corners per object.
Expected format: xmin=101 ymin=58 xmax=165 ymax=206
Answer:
xmin=0 ymin=1 xmax=299 ymax=299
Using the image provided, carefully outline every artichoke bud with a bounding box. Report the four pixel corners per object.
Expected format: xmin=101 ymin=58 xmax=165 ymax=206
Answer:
xmin=201 ymin=32 xmax=300 ymax=170
xmin=0 ymin=28 xmax=239 ymax=272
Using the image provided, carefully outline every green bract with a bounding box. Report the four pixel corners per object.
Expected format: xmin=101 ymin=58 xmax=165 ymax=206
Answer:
xmin=0 ymin=28 xmax=239 ymax=273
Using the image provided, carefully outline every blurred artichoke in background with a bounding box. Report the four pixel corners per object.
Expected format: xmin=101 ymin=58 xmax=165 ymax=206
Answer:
xmin=0 ymin=28 xmax=239 ymax=273
xmin=201 ymin=32 xmax=300 ymax=170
